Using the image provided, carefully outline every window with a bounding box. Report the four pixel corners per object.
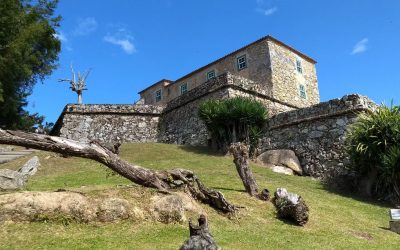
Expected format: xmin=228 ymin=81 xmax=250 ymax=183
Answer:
xmin=237 ymin=55 xmax=247 ymax=70
xmin=180 ymin=83 xmax=188 ymax=95
xmin=155 ymin=89 xmax=162 ymax=102
xmin=299 ymin=84 xmax=307 ymax=99
xmin=296 ymin=59 xmax=303 ymax=74
xmin=206 ymin=70 xmax=215 ymax=80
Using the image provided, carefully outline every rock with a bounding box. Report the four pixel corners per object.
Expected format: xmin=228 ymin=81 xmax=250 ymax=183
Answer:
xmin=257 ymin=150 xmax=303 ymax=175
xmin=0 ymin=145 xmax=14 ymax=152
xmin=18 ymin=156 xmax=40 ymax=177
xmin=0 ymin=191 xmax=97 ymax=223
xmin=272 ymin=188 xmax=309 ymax=226
xmin=97 ymin=198 xmax=131 ymax=222
xmin=271 ymin=166 xmax=294 ymax=175
xmin=0 ymin=169 xmax=27 ymax=190
xmin=151 ymin=194 xmax=186 ymax=223
xmin=150 ymin=193 xmax=203 ymax=224
xmin=258 ymin=188 xmax=270 ymax=201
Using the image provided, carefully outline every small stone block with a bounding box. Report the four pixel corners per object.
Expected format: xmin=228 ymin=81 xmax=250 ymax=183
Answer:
xmin=389 ymin=220 xmax=400 ymax=234
xmin=390 ymin=209 xmax=400 ymax=220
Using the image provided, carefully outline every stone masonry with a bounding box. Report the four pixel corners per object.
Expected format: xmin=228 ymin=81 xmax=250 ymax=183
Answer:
xmin=260 ymin=94 xmax=376 ymax=179
xmin=52 ymin=104 xmax=163 ymax=143
xmin=139 ymin=36 xmax=319 ymax=108
xmin=159 ymin=72 xmax=296 ymax=145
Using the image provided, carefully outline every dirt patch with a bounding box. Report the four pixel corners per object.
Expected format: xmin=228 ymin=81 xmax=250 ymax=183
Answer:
xmin=348 ymin=230 xmax=374 ymax=241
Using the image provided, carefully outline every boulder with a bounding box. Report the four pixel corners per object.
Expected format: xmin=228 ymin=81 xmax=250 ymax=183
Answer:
xmin=0 ymin=145 xmax=14 ymax=152
xmin=0 ymin=169 xmax=27 ymax=190
xmin=257 ymin=149 xmax=303 ymax=175
xmin=0 ymin=191 xmax=97 ymax=223
xmin=18 ymin=156 xmax=40 ymax=177
xmin=150 ymin=193 xmax=203 ymax=224
xmin=97 ymin=198 xmax=131 ymax=222
xmin=271 ymin=166 xmax=294 ymax=175
xmin=150 ymin=194 xmax=186 ymax=223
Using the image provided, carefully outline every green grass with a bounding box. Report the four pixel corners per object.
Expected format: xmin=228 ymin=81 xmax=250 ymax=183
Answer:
xmin=1 ymin=143 xmax=399 ymax=249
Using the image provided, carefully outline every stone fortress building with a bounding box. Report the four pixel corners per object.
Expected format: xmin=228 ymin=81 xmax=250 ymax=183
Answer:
xmin=52 ymin=35 xmax=376 ymax=179
xmin=138 ymin=35 xmax=319 ymax=109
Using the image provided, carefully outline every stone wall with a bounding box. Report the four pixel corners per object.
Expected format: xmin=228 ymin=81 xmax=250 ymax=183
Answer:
xmin=268 ymin=39 xmax=320 ymax=108
xmin=52 ymin=104 xmax=164 ymax=143
xmin=159 ymin=72 xmax=297 ymax=145
xmin=259 ymin=94 xmax=376 ymax=179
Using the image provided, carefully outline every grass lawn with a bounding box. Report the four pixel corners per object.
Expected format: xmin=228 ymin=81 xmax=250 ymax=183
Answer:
xmin=1 ymin=143 xmax=399 ymax=249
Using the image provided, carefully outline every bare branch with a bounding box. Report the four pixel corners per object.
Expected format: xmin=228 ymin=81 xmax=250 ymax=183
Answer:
xmin=0 ymin=129 xmax=237 ymax=213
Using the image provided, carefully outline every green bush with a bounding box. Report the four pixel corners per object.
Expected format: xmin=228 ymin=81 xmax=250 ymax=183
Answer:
xmin=198 ymin=97 xmax=268 ymax=155
xmin=346 ymin=104 xmax=400 ymax=202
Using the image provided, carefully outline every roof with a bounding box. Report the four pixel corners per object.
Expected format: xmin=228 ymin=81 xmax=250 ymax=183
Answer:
xmin=138 ymin=79 xmax=173 ymax=94
xmin=138 ymin=35 xmax=316 ymax=94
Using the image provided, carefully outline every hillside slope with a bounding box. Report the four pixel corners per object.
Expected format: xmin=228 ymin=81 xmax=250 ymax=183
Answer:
xmin=0 ymin=143 xmax=399 ymax=249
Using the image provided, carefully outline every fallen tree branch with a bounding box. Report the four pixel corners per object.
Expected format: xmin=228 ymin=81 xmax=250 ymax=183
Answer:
xmin=0 ymin=129 xmax=237 ymax=213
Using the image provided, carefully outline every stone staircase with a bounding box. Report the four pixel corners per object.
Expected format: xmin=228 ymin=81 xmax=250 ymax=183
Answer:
xmin=0 ymin=149 xmax=37 ymax=164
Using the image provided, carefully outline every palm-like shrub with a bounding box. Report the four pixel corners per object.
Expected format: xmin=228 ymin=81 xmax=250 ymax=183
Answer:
xmin=381 ymin=146 xmax=400 ymax=202
xmin=346 ymin=104 xmax=400 ymax=202
xmin=198 ymin=97 xmax=268 ymax=155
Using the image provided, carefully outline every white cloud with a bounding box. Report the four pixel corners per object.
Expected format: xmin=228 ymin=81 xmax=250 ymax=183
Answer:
xmin=256 ymin=7 xmax=278 ymax=16
xmin=351 ymin=38 xmax=369 ymax=55
xmin=103 ymin=28 xmax=136 ymax=54
xmin=54 ymin=31 xmax=67 ymax=42
xmin=73 ymin=17 xmax=98 ymax=36
xmin=104 ymin=36 xmax=135 ymax=54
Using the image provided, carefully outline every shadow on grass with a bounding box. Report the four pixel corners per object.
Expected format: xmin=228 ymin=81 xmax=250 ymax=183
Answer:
xmin=178 ymin=145 xmax=223 ymax=156
xmin=319 ymin=182 xmax=392 ymax=209
xmin=211 ymin=186 xmax=246 ymax=193
xmin=378 ymin=226 xmax=391 ymax=231
xmin=275 ymin=215 xmax=304 ymax=227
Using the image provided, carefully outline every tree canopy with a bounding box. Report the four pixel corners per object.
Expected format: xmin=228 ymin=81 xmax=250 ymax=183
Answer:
xmin=198 ymin=97 xmax=268 ymax=155
xmin=0 ymin=0 xmax=61 ymax=130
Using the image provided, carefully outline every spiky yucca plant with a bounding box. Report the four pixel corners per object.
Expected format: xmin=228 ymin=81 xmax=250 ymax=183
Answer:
xmin=381 ymin=146 xmax=400 ymax=203
xmin=198 ymin=97 xmax=268 ymax=156
xmin=346 ymin=104 xmax=400 ymax=202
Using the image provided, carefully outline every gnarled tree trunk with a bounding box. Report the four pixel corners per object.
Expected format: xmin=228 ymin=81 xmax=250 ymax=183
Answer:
xmin=180 ymin=215 xmax=220 ymax=250
xmin=229 ymin=142 xmax=259 ymax=197
xmin=0 ymin=129 xmax=237 ymax=213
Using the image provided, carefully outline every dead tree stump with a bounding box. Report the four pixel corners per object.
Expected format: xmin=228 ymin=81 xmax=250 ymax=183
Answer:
xmin=272 ymin=188 xmax=309 ymax=226
xmin=229 ymin=142 xmax=259 ymax=197
xmin=180 ymin=215 xmax=220 ymax=250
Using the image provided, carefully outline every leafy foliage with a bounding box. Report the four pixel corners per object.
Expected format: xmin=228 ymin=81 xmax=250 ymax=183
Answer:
xmin=346 ymin=104 xmax=400 ymax=202
xmin=381 ymin=146 xmax=400 ymax=202
xmin=0 ymin=0 xmax=61 ymax=130
xmin=198 ymin=97 xmax=268 ymax=155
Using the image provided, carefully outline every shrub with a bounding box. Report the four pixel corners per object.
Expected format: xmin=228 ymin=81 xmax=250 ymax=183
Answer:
xmin=346 ymin=104 xmax=400 ymax=202
xmin=198 ymin=97 xmax=268 ymax=156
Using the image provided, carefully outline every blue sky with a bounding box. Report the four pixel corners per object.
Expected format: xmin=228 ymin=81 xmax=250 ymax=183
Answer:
xmin=27 ymin=0 xmax=400 ymax=122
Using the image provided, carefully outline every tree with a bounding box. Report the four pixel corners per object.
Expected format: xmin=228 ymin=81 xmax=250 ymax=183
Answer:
xmin=0 ymin=0 xmax=61 ymax=130
xmin=59 ymin=65 xmax=90 ymax=104
xmin=229 ymin=142 xmax=259 ymax=197
xmin=0 ymin=128 xmax=237 ymax=213
xmin=198 ymin=97 xmax=268 ymax=156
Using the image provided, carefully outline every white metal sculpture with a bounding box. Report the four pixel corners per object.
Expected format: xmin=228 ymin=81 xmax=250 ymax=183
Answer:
xmin=59 ymin=64 xmax=90 ymax=104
